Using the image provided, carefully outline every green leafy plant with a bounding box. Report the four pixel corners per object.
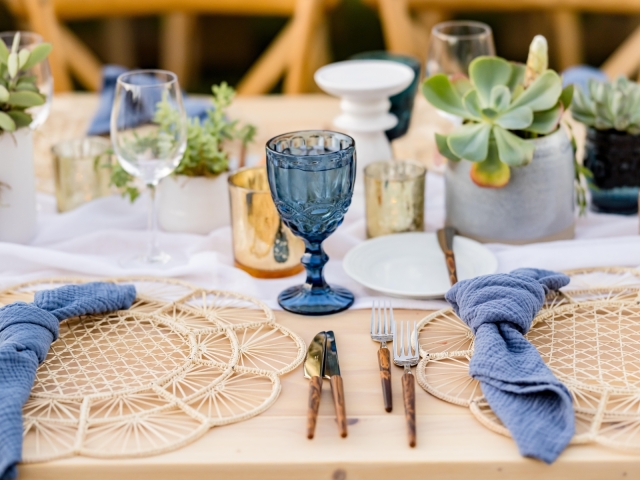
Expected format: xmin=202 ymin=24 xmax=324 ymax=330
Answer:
xmin=422 ymin=35 xmax=573 ymax=188
xmin=111 ymin=82 xmax=256 ymax=201
xmin=0 ymin=33 xmax=52 ymax=133
xmin=571 ymin=76 xmax=640 ymax=134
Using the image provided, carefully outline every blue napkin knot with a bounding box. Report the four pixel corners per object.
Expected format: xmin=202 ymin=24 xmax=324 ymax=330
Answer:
xmin=0 ymin=282 xmax=136 ymax=480
xmin=445 ymin=268 xmax=574 ymax=464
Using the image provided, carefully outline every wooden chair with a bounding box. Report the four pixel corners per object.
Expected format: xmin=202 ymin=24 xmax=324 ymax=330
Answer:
xmin=4 ymin=0 xmax=336 ymax=94
xmin=366 ymin=0 xmax=640 ymax=73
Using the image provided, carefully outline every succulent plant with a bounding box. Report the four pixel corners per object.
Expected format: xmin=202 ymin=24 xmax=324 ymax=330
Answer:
xmin=571 ymin=76 xmax=640 ymax=134
xmin=422 ymin=36 xmax=573 ymax=188
xmin=111 ymin=82 xmax=256 ymax=202
xmin=0 ymin=32 xmax=52 ymax=133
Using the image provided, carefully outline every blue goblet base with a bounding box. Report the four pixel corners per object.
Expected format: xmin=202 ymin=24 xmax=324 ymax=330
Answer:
xmin=278 ymin=284 xmax=354 ymax=316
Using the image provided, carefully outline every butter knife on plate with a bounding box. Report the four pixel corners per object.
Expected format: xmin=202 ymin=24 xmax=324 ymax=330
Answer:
xmin=437 ymin=226 xmax=458 ymax=286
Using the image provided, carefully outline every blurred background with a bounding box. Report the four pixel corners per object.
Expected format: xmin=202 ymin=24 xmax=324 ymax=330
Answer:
xmin=2 ymin=0 xmax=640 ymax=94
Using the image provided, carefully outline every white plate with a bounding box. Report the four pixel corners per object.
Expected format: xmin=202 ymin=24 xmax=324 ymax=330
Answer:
xmin=343 ymin=232 xmax=498 ymax=299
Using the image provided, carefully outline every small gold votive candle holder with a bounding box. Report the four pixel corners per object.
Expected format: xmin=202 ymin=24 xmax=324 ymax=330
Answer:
xmin=365 ymin=160 xmax=427 ymax=238
xmin=228 ymin=166 xmax=305 ymax=278
xmin=52 ymin=137 xmax=113 ymax=212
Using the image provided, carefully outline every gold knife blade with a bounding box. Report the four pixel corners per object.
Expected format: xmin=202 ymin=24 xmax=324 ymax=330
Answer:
xmin=304 ymin=332 xmax=326 ymax=379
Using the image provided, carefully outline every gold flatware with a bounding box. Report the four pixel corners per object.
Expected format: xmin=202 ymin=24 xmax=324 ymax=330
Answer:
xmin=393 ymin=320 xmax=419 ymax=447
xmin=324 ymin=330 xmax=348 ymax=438
xmin=437 ymin=226 xmax=458 ymax=286
xmin=304 ymin=331 xmax=326 ymax=439
xmin=371 ymin=301 xmax=394 ymax=412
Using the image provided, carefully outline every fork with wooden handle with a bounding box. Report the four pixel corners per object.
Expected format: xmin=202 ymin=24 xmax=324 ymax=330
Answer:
xmin=393 ymin=320 xmax=419 ymax=447
xmin=370 ymin=301 xmax=394 ymax=412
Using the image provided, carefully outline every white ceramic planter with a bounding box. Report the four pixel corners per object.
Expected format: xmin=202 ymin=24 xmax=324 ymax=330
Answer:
xmin=0 ymin=128 xmax=37 ymax=243
xmin=158 ymin=173 xmax=230 ymax=234
xmin=445 ymin=128 xmax=575 ymax=244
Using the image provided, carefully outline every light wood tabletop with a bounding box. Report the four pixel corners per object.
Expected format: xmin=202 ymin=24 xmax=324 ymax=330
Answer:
xmin=20 ymin=308 xmax=640 ymax=480
xmin=22 ymin=92 xmax=613 ymax=480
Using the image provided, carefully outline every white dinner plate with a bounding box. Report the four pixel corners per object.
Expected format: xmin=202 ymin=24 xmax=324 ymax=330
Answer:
xmin=343 ymin=232 xmax=498 ymax=299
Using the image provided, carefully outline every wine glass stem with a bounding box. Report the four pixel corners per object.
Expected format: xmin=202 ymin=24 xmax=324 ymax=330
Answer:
xmin=146 ymin=183 xmax=161 ymax=261
xmin=302 ymin=240 xmax=329 ymax=292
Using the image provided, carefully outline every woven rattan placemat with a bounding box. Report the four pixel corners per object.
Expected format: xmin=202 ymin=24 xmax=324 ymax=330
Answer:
xmin=416 ymin=267 xmax=640 ymax=452
xmin=0 ymin=277 xmax=305 ymax=462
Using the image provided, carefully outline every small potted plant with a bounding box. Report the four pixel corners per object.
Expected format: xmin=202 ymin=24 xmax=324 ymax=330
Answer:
xmin=112 ymin=82 xmax=256 ymax=234
xmin=0 ymin=32 xmax=52 ymax=243
xmin=422 ymin=36 xmax=577 ymax=244
xmin=571 ymin=76 xmax=640 ymax=214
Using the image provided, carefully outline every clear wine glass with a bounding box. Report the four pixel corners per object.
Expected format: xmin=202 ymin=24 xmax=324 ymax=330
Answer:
xmin=426 ymin=21 xmax=495 ymax=78
xmin=266 ymin=130 xmax=356 ymax=316
xmin=0 ymin=31 xmax=53 ymax=128
xmin=111 ymin=70 xmax=187 ymax=267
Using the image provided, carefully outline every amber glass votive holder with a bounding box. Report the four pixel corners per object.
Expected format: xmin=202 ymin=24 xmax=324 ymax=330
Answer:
xmin=52 ymin=137 xmax=113 ymax=212
xmin=228 ymin=166 xmax=305 ymax=278
xmin=365 ymin=160 xmax=426 ymax=238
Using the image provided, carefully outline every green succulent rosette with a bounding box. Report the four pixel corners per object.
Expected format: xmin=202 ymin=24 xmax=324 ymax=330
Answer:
xmin=422 ymin=56 xmax=573 ymax=187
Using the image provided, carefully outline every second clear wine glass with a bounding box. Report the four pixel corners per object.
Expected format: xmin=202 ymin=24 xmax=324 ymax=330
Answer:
xmin=426 ymin=21 xmax=495 ymax=78
xmin=111 ymin=70 xmax=187 ymax=267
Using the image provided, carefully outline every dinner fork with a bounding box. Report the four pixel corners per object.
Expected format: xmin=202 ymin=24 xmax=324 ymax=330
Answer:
xmin=393 ymin=320 xmax=419 ymax=448
xmin=370 ymin=301 xmax=394 ymax=412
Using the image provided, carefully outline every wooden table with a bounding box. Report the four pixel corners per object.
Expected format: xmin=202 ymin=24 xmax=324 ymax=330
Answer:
xmin=21 ymin=308 xmax=640 ymax=480
xmin=22 ymin=93 xmax=615 ymax=480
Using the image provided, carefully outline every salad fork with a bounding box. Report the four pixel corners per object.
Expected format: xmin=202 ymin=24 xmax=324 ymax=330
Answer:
xmin=393 ymin=320 xmax=419 ymax=447
xmin=370 ymin=301 xmax=394 ymax=412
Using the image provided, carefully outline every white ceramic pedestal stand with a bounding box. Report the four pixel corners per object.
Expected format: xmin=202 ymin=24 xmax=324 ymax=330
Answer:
xmin=314 ymin=60 xmax=415 ymax=189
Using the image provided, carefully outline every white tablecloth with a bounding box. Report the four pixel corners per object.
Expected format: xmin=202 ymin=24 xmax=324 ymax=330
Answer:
xmin=1 ymin=172 xmax=639 ymax=311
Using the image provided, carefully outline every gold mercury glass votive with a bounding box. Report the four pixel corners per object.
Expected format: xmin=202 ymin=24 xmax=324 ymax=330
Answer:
xmin=52 ymin=137 xmax=113 ymax=212
xmin=228 ymin=166 xmax=305 ymax=278
xmin=365 ymin=160 xmax=427 ymax=238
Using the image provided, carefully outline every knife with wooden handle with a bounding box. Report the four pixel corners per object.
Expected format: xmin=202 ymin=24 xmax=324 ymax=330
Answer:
xmin=303 ymin=332 xmax=326 ymax=439
xmin=437 ymin=226 xmax=458 ymax=286
xmin=324 ymin=330 xmax=347 ymax=438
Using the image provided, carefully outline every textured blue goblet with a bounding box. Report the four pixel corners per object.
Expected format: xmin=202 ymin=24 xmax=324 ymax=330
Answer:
xmin=266 ymin=131 xmax=356 ymax=316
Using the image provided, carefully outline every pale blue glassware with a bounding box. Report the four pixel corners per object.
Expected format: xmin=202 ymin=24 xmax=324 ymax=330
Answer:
xmin=266 ymin=131 xmax=356 ymax=316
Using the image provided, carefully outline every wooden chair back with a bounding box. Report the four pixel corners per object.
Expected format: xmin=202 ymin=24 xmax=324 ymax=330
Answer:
xmin=5 ymin=0 xmax=337 ymax=94
xmin=367 ymin=0 xmax=640 ymax=78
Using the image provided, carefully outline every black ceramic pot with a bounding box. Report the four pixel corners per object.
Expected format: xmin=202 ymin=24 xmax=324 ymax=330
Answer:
xmin=584 ymin=127 xmax=640 ymax=214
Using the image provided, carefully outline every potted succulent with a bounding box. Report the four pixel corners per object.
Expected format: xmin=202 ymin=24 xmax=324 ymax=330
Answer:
xmin=422 ymin=36 xmax=578 ymax=244
xmin=0 ymin=32 xmax=52 ymax=243
xmin=112 ymin=82 xmax=256 ymax=234
xmin=571 ymin=76 xmax=640 ymax=214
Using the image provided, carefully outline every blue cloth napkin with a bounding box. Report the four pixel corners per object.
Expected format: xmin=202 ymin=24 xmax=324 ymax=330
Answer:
xmin=445 ymin=268 xmax=574 ymax=464
xmin=0 ymin=282 xmax=136 ymax=480
xmin=87 ymin=65 xmax=211 ymax=136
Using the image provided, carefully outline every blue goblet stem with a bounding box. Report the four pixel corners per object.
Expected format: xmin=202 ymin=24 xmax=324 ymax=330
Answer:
xmin=301 ymin=240 xmax=330 ymax=292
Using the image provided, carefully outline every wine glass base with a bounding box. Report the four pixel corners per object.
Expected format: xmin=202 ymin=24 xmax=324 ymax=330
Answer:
xmin=277 ymin=284 xmax=354 ymax=316
xmin=119 ymin=251 xmax=183 ymax=269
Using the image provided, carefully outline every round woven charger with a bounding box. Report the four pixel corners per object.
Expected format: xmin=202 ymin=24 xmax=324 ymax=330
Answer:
xmin=0 ymin=277 xmax=306 ymax=462
xmin=415 ymin=267 xmax=640 ymax=452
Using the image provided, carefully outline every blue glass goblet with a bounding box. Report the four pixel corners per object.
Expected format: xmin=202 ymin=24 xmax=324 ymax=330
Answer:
xmin=266 ymin=130 xmax=356 ymax=316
